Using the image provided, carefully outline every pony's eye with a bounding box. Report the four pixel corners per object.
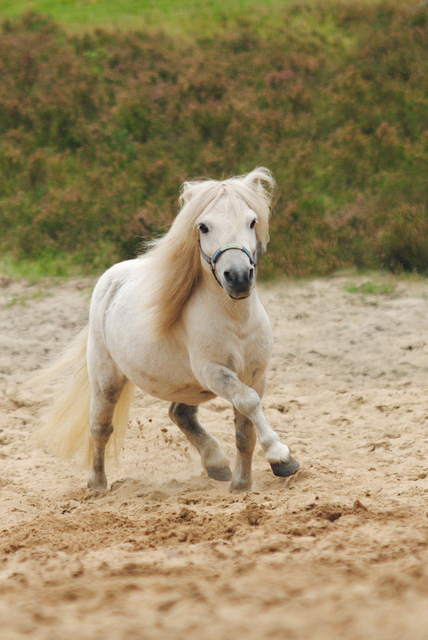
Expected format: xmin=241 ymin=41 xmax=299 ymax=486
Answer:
xmin=250 ymin=219 xmax=257 ymax=229
xmin=199 ymin=223 xmax=209 ymax=234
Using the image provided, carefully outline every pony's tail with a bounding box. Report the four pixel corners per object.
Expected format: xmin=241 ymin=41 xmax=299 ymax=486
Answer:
xmin=28 ymin=326 xmax=134 ymax=466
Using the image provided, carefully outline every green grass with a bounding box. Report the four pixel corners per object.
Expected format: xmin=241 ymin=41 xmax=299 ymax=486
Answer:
xmin=345 ymin=281 xmax=396 ymax=296
xmin=0 ymin=0 xmax=303 ymax=34
xmin=0 ymin=254 xmax=89 ymax=282
xmin=5 ymin=289 xmax=52 ymax=307
xmin=0 ymin=0 xmax=370 ymax=40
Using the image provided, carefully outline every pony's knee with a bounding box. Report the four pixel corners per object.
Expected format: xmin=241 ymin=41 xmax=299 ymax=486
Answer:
xmin=234 ymin=388 xmax=260 ymax=419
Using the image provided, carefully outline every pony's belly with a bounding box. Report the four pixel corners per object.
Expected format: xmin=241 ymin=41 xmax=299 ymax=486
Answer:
xmin=165 ymin=387 xmax=216 ymax=405
xmin=136 ymin=375 xmax=216 ymax=405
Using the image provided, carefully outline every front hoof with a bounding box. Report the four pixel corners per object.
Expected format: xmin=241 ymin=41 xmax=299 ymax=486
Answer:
xmin=206 ymin=465 xmax=233 ymax=482
xmin=270 ymin=457 xmax=300 ymax=477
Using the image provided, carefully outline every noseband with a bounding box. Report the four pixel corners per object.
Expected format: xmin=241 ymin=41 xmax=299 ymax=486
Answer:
xmin=198 ymin=241 xmax=257 ymax=292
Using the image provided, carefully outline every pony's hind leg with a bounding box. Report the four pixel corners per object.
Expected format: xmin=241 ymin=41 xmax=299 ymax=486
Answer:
xmin=169 ymin=403 xmax=232 ymax=481
xmin=230 ymin=408 xmax=257 ymax=493
xmin=88 ymin=359 xmax=126 ymax=491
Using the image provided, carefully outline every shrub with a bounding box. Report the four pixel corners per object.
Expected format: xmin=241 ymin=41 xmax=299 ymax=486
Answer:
xmin=0 ymin=3 xmax=427 ymax=276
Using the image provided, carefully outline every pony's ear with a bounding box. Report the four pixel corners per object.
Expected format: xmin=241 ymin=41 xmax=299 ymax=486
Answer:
xmin=257 ymin=238 xmax=269 ymax=257
xmin=246 ymin=167 xmax=276 ymax=197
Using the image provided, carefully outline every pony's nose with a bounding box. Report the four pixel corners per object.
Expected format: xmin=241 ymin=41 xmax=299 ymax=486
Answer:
xmin=224 ymin=267 xmax=254 ymax=296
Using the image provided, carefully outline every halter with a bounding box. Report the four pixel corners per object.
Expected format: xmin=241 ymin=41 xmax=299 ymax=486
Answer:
xmin=198 ymin=240 xmax=257 ymax=290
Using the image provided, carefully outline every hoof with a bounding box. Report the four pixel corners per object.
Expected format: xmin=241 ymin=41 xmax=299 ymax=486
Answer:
xmin=270 ymin=457 xmax=300 ymax=478
xmin=206 ymin=465 xmax=233 ymax=482
xmin=87 ymin=472 xmax=108 ymax=491
xmin=229 ymin=479 xmax=252 ymax=493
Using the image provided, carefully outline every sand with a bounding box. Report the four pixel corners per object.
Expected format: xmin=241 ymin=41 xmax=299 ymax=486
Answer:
xmin=1 ymin=272 xmax=428 ymax=639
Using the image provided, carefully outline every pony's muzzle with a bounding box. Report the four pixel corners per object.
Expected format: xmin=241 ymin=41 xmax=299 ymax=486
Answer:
xmin=223 ymin=266 xmax=255 ymax=298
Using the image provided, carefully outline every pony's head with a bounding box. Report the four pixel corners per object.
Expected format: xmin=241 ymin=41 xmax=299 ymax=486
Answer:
xmin=181 ymin=167 xmax=275 ymax=299
xmin=195 ymin=189 xmax=260 ymax=299
xmin=147 ymin=168 xmax=275 ymax=333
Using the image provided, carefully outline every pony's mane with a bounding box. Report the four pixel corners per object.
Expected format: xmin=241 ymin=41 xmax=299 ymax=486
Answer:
xmin=143 ymin=167 xmax=275 ymax=336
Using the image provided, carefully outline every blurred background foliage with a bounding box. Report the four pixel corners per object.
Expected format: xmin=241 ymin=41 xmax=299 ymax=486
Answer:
xmin=0 ymin=1 xmax=428 ymax=277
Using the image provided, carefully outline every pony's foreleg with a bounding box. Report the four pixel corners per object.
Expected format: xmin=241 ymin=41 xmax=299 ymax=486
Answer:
xmin=169 ymin=403 xmax=232 ymax=481
xmin=230 ymin=408 xmax=257 ymax=492
xmin=201 ymin=366 xmax=299 ymax=478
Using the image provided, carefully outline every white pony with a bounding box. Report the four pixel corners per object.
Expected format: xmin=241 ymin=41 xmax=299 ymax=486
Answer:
xmin=33 ymin=168 xmax=299 ymax=492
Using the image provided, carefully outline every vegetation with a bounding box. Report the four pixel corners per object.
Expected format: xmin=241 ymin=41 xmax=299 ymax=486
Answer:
xmin=0 ymin=0 xmax=299 ymax=35
xmin=0 ymin=2 xmax=428 ymax=277
xmin=345 ymin=281 xmax=396 ymax=296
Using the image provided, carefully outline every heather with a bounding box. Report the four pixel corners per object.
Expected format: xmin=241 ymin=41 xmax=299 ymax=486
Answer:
xmin=0 ymin=3 xmax=428 ymax=277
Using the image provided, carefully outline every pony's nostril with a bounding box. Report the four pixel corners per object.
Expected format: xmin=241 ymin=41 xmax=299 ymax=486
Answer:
xmin=224 ymin=271 xmax=234 ymax=284
xmin=248 ymin=268 xmax=254 ymax=283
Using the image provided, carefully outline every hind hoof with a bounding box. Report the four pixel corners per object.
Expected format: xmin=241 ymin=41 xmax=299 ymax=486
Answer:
xmin=270 ymin=457 xmax=300 ymax=477
xmin=230 ymin=478 xmax=252 ymax=493
xmin=207 ymin=465 xmax=233 ymax=482
xmin=88 ymin=472 xmax=108 ymax=491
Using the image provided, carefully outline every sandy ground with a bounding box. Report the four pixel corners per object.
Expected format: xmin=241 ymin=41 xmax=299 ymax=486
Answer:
xmin=1 ymin=272 xmax=428 ymax=639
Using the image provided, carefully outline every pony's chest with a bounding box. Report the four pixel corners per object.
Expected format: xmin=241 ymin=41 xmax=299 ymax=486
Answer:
xmin=186 ymin=296 xmax=273 ymax=383
xmin=192 ymin=320 xmax=272 ymax=384
xmin=223 ymin=335 xmax=271 ymax=382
